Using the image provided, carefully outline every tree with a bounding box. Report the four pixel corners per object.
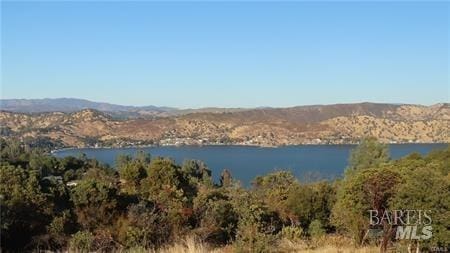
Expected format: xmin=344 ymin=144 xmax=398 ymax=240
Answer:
xmin=134 ymin=150 xmax=151 ymax=165
xmin=124 ymin=201 xmax=171 ymax=248
xmin=139 ymin=157 xmax=187 ymax=234
xmin=29 ymin=154 xmax=60 ymax=177
xmin=424 ymin=145 xmax=450 ymax=175
xmin=232 ymin=191 xmax=282 ymax=253
xmin=286 ymin=181 xmax=336 ymax=230
xmin=220 ymin=169 xmax=233 ymax=187
xmin=193 ymin=188 xmax=238 ymax=245
xmin=348 ymin=137 xmax=389 ymax=171
xmin=390 ymin=166 xmax=450 ymax=247
xmin=253 ymin=171 xmax=299 ymax=220
xmin=140 ymin=157 xmax=183 ymax=201
xmin=181 ymin=159 xmax=212 ymax=186
xmin=115 ymin=154 xmax=132 ymax=171
xmin=364 ymin=167 xmax=400 ymax=252
xmin=59 ymin=156 xmax=87 ymax=174
xmin=117 ymin=152 xmax=150 ymax=193
xmin=386 ymin=148 xmax=450 ymax=247
xmin=70 ymin=179 xmax=119 ymax=230
xmin=308 ymin=219 xmax=326 ymax=238
xmin=0 ymin=164 xmax=51 ymax=250
xmin=119 ymin=163 xmax=146 ymax=193
xmin=0 ymin=139 xmax=24 ymax=163
xmin=69 ymin=231 xmax=94 ymax=253
xmin=332 ymin=166 xmax=400 ymax=248
xmin=83 ymin=167 xmax=118 ymax=185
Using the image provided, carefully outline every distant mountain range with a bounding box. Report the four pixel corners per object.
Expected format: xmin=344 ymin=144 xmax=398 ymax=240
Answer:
xmin=0 ymin=98 xmax=175 ymax=117
xmin=0 ymin=98 xmax=249 ymax=118
xmin=1 ymin=98 xmax=448 ymax=147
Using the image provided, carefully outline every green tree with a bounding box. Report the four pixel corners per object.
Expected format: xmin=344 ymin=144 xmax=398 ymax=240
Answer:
xmin=119 ymin=163 xmax=146 ymax=193
xmin=332 ymin=166 xmax=400 ymax=247
xmin=308 ymin=219 xmax=326 ymax=238
xmin=181 ymin=159 xmax=212 ymax=186
xmin=116 ymin=154 xmax=132 ymax=171
xmin=0 ymin=164 xmax=51 ymax=250
xmin=193 ymin=188 xmax=238 ymax=245
xmin=139 ymin=157 xmax=187 ymax=234
xmin=124 ymin=201 xmax=171 ymax=248
xmin=253 ymin=171 xmax=299 ymax=220
xmin=70 ymin=179 xmax=119 ymax=230
xmin=134 ymin=150 xmax=151 ymax=165
xmin=232 ymin=191 xmax=283 ymax=253
xmin=69 ymin=231 xmax=93 ymax=253
xmin=220 ymin=169 xmax=233 ymax=187
xmin=348 ymin=137 xmax=389 ymax=171
xmin=117 ymin=152 xmax=150 ymax=193
xmin=29 ymin=154 xmax=60 ymax=177
xmin=286 ymin=181 xmax=336 ymax=230
xmin=390 ymin=166 xmax=450 ymax=246
xmin=140 ymin=157 xmax=183 ymax=201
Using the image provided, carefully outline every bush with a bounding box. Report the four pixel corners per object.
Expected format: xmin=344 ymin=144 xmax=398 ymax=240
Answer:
xmin=70 ymin=179 xmax=119 ymax=230
xmin=280 ymin=225 xmax=304 ymax=241
xmin=46 ymin=211 xmax=75 ymax=248
xmin=234 ymin=225 xmax=278 ymax=253
xmin=69 ymin=231 xmax=93 ymax=252
xmin=308 ymin=220 xmax=326 ymax=238
xmin=232 ymin=193 xmax=282 ymax=253
xmin=192 ymin=188 xmax=238 ymax=245
xmin=124 ymin=201 xmax=172 ymax=248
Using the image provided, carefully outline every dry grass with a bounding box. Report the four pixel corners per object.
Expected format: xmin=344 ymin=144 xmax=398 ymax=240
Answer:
xmin=86 ymin=236 xmax=378 ymax=253
xmin=127 ymin=236 xmax=379 ymax=253
xmin=156 ymin=237 xmax=209 ymax=253
xmin=290 ymin=246 xmax=379 ymax=253
xmin=141 ymin=237 xmax=230 ymax=253
xmin=277 ymin=236 xmax=379 ymax=253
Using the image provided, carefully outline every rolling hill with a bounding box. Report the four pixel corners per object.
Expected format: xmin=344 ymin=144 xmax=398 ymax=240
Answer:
xmin=1 ymin=100 xmax=448 ymax=147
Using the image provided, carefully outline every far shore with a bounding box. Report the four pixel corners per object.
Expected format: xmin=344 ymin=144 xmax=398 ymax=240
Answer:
xmin=50 ymin=142 xmax=449 ymax=154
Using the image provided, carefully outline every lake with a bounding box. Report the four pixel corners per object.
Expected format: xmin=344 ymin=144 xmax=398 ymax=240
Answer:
xmin=53 ymin=144 xmax=447 ymax=185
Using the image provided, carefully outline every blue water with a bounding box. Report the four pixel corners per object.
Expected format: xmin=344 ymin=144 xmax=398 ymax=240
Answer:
xmin=53 ymin=144 xmax=447 ymax=185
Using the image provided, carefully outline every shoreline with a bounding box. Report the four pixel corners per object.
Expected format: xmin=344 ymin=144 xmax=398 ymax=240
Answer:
xmin=50 ymin=142 xmax=449 ymax=154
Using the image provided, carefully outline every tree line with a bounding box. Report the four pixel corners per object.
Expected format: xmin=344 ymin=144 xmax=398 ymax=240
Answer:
xmin=0 ymin=137 xmax=449 ymax=252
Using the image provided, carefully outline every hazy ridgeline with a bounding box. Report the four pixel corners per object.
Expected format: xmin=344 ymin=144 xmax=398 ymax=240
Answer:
xmin=0 ymin=137 xmax=449 ymax=252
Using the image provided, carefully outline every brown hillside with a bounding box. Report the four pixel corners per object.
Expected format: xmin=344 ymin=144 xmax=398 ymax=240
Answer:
xmin=1 ymin=103 xmax=448 ymax=147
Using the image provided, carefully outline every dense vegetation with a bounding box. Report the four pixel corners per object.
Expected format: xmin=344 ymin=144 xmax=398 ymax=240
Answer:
xmin=0 ymin=137 xmax=449 ymax=252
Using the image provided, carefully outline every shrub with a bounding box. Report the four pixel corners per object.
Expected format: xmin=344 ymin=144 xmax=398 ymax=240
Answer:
xmin=234 ymin=225 xmax=278 ymax=253
xmin=253 ymin=171 xmax=299 ymax=220
xmin=194 ymin=190 xmax=239 ymax=245
xmin=70 ymin=179 xmax=119 ymax=230
xmin=69 ymin=231 xmax=93 ymax=252
xmin=308 ymin=219 xmax=326 ymax=238
xmin=46 ymin=211 xmax=75 ymax=248
xmin=280 ymin=225 xmax=304 ymax=241
xmin=232 ymin=192 xmax=282 ymax=253
xmin=124 ymin=201 xmax=172 ymax=248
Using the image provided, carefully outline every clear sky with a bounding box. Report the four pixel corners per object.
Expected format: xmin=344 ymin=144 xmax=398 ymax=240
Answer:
xmin=1 ymin=1 xmax=448 ymax=108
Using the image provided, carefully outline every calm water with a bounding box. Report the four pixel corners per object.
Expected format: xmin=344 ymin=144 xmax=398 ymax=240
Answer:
xmin=53 ymin=144 xmax=447 ymax=185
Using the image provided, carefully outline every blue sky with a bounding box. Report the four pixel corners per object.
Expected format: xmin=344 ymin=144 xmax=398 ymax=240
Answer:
xmin=1 ymin=1 xmax=448 ymax=108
